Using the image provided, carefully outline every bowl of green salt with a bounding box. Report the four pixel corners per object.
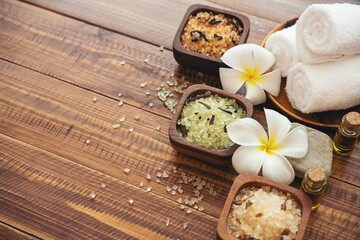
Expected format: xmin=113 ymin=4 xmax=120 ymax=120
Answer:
xmin=169 ymin=84 xmax=253 ymax=165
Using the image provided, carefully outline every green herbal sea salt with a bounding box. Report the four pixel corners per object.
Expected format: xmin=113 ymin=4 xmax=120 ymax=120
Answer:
xmin=177 ymin=91 xmax=246 ymax=150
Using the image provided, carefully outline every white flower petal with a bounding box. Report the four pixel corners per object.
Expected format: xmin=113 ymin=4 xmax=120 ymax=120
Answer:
xmin=265 ymin=108 xmax=291 ymax=144
xmin=221 ymin=44 xmax=255 ymax=72
xmin=262 ymin=152 xmax=295 ymax=185
xmin=227 ymin=118 xmax=267 ymax=146
xmin=232 ymin=146 xmax=265 ymax=175
xmin=256 ymin=68 xmax=281 ymax=97
xmin=245 ymin=81 xmax=266 ymax=105
xmin=275 ymin=126 xmax=308 ymax=158
xmin=219 ymin=68 xmax=246 ymax=94
xmin=252 ymin=44 xmax=275 ymax=75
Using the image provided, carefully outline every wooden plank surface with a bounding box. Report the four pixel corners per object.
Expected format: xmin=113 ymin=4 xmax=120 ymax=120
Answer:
xmin=0 ymin=0 xmax=359 ymax=239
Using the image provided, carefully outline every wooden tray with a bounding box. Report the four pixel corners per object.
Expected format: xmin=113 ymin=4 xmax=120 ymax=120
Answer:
xmin=217 ymin=173 xmax=312 ymax=240
xmin=261 ymin=18 xmax=360 ymax=129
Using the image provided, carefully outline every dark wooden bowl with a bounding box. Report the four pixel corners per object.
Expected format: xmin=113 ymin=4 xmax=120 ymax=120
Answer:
xmin=168 ymin=84 xmax=253 ymax=165
xmin=217 ymin=173 xmax=312 ymax=240
xmin=261 ymin=18 xmax=360 ymax=129
xmin=173 ymin=4 xmax=250 ymax=74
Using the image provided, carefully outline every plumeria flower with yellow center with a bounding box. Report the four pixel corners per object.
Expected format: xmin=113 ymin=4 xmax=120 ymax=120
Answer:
xmin=227 ymin=108 xmax=308 ymax=185
xmin=220 ymin=44 xmax=281 ymax=105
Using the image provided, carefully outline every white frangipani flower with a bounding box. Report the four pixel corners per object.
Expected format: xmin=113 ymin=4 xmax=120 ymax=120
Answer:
xmin=227 ymin=108 xmax=308 ymax=185
xmin=220 ymin=44 xmax=281 ymax=105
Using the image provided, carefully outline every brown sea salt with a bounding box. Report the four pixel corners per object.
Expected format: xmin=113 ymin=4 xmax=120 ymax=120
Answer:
xmin=181 ymin=11 xmax=243 ymax=58
xmin=227 ymin=186 xmax=302 ymax=240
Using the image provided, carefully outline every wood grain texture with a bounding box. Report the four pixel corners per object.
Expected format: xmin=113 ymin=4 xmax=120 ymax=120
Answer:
xmin=0 ymin=0 xmax=359 ymax=239
xmin=0 ymin=222 xmax=38 ymax=240
xmin=0 ymin=59 xmax=235 ymax=219
xmin=0 ymin=134 xmax=219 ymax=239
xmin=21 ymin=0 xmax=279 ymax=49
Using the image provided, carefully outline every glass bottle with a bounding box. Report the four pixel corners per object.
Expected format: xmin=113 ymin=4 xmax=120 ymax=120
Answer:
xmin=300 ymin=167 xmax=327 ymax=211
xmin=333 ymin=112 xmax=360 ymax=156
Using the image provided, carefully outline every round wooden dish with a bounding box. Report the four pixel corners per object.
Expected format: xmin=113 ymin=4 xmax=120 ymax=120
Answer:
xmin=261 ymin=18 xmax=360 ymax=129
xmin=168 ymin=84 xmax=253 ymax=166
xmin=217 ymin=173 xmax=312 ymax=240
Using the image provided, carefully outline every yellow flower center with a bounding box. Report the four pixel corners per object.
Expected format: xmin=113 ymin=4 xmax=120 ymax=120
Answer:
xmin=241 ymin=65 xmax=264 ymax=84
xmin=258 ymin=138 xmax=281 ymax=155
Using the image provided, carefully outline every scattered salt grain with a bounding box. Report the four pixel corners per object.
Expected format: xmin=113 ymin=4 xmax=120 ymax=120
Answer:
xmin=139 ymin=181 xmax=144 ymax=187
xmin=146 ymin=174 xmax=151 ymax=180
xmin=92 ymin=97 xmax=97 ymax=102
xmin=140 ymin=82 xmax=148 ymax=88
xmin=90 ymin=192 xmax=96 ymax=199
xmin=120 ymin=61 xmax=126 ymax=65
xmin=118 ymin=101 xmax=123 ymax=106
xmin=101 ymin=183 xmax=106 ymax=188
xmin=128 ymin=199 xmax=134 ymax=205
xmin=123 ymin=168 xmax=131 ymax=174
xmin=165 ymin=218 xmax=170 ymax=226
xmin=113 ymin=123 xmax=121 ymax=129
xmin=159 ymin=45 xmax=164 ymax=51
xmin=183 ymin=223 xmax=188 ymax=229
xmin=85 ymin=139 xmax=91 ymax=144
xmin=120 ymin=116 xmax=126 ymax=122
xmin=146 ymin=186 xmax=152 ymax=192
xmin=129 ymin=127 xmax=134 ymax=132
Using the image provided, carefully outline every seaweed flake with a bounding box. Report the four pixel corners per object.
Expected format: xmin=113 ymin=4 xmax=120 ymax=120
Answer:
xmin=224 ymin=125 xmax=227 ymax=133
xmin=178 ymin=124 xmax=189 ymax=136
xmin=209 ymin=19 xmax=222 ymax=25
xmin=190 ymin=31 xmax=209 ymax=42
xmin=214 ymin=34 xmax=223 ymax=40
xmin=209 ymin=115 xmax=215 ymax=125
xmin=187 ymin=93 xmax=211 ymax=103
xmin=218 ymin=107 xmax=232 ymax=114
xmin=245 ymin=200 xmax=253 ymax=209
xmin=199 ymin=101 xmax=211 ymax=109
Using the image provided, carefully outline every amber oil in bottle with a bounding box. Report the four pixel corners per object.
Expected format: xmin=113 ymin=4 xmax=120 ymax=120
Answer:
xmin=333 ymin=112 xmax=360 ymax=156
xmin=300 ymin=167 xmax=327 ymax=211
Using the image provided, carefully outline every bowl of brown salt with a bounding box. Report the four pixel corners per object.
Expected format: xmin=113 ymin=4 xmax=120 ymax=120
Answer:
xmin=173 ymin=4 xmax=250 ymax=74
xmin=217 ymin=173 xmax=312 ymax=240
xmin=168 ymin=84 xmax=253 ymax=165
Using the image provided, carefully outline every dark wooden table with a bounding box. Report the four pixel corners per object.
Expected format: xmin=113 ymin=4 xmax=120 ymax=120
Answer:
xmin=1 ymin=0 xmax=359 ymax=239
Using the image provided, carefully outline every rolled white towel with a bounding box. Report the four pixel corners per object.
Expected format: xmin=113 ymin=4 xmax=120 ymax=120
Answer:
xmin=265 ymin=25 xmax=299 ymax=77
xmin=297 ymin=3 xmax=360 ymax=64
xmin=286 ymin=55 xmax=360 ymax=114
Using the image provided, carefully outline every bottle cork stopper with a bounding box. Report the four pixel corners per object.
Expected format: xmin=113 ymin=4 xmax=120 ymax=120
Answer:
xmin=307 ymin=167 xmax=325 ymax=184
xmin=345 ymin=112 xmax=360 ymax=128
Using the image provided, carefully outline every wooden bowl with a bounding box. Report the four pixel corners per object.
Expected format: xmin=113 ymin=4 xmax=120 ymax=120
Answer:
xmin=217 ymin=173 xmax=312 ymax=240
xmin=173 ymin=4 xmax=250 ymax=74
xmin=168 ymin=84 xmax=253 ymax=166
xmin=261 ymin=18 xmax=360 ymax=129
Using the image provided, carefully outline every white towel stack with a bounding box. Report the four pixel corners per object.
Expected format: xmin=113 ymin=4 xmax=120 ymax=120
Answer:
xmin=265 ymin=25 xmax=298 ymax=77
xmin=266 ymin=3 xmax=360 ymax=114
xmin=296 ymin=3 xmax=360 ymax=64
xmin=286 ymin=56 xmax=360 ymax=114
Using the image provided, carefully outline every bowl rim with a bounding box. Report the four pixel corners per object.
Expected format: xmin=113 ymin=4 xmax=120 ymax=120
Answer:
xmin=168 ymin=84 xmax=253 ymax=164
xmin=217 ymin=173 xmax=312 ymax=240
xmin=173 ymin=3 xmax=250 ymax=63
